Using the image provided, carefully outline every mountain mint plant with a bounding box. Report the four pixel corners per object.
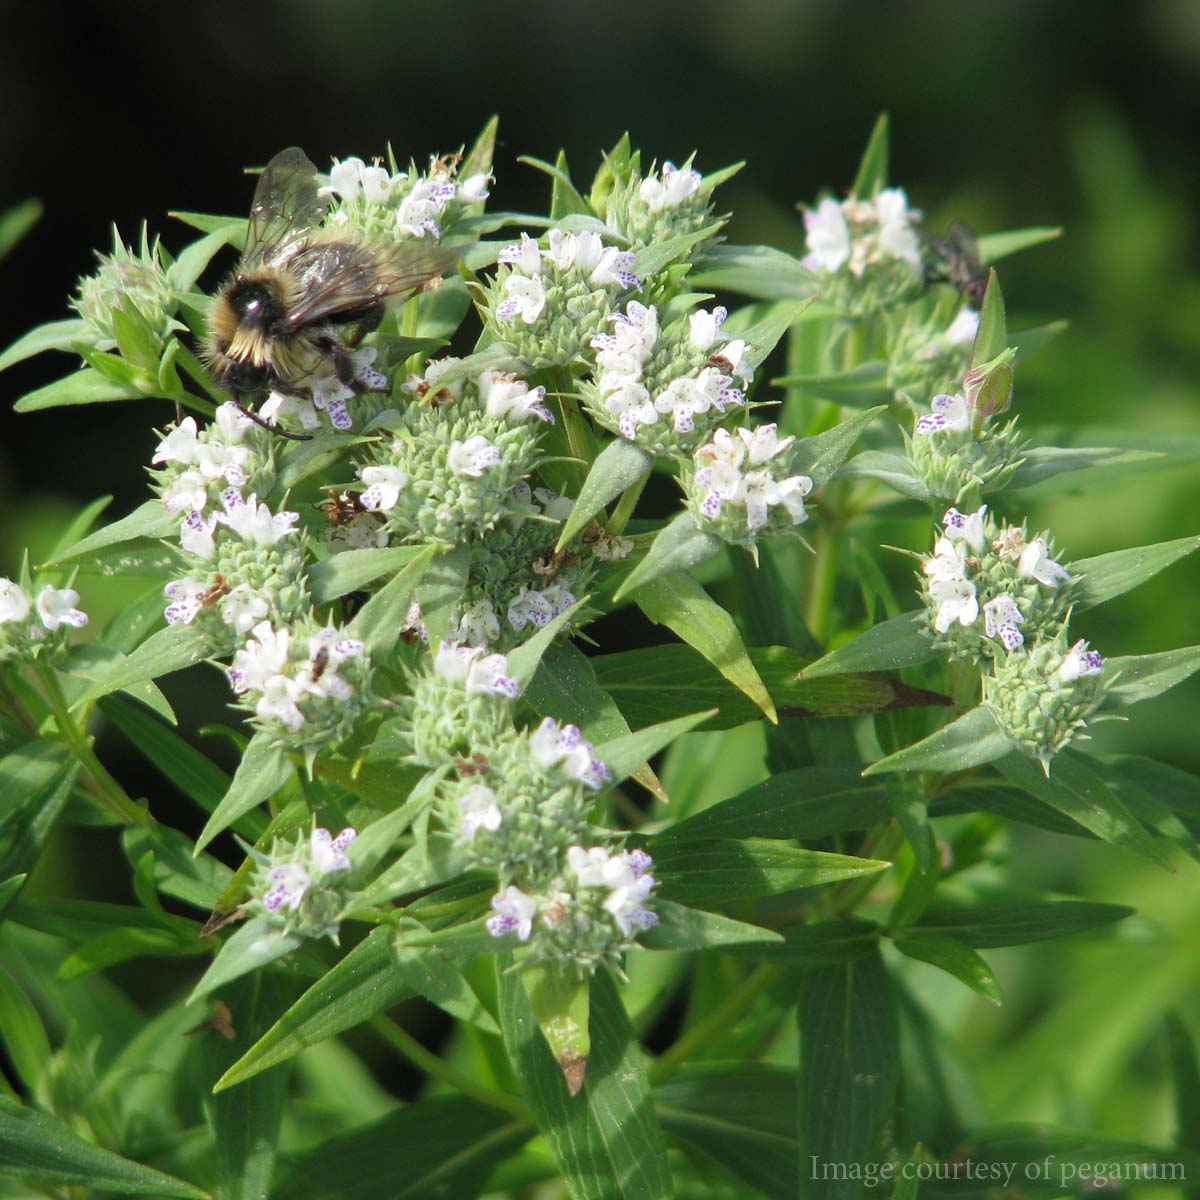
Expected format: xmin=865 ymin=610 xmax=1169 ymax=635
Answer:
xmin=0 ymin=116 xmax=1197 ymax=1200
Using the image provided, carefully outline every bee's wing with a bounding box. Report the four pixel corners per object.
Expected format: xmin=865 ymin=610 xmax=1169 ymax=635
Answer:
xmin=241 ymin=147 xmax=328 ymax=269
xmin=947 ymin=219 xmax=983 ymax=271
xmin=279 ymin=239 xmax=460 ymax=328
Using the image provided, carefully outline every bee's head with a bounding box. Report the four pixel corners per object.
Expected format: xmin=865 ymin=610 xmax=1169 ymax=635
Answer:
xmin=226 ymin=278 xmax=281 ymax=330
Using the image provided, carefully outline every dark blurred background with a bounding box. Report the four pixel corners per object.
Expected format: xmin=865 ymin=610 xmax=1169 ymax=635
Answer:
xmin=2 ymin=0 xmax=1198 ymax=772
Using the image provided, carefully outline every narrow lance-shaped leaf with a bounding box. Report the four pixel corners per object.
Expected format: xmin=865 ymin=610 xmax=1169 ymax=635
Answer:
xmin=863 ymin=706 xmax=1013 ymax=777
xmin=188 ymin=917 xmax=301 ymax=1007
xmin=911 ymin=900 xmax=1134 ymax=948
xmin=307 ymin=544 xmax=437 ymax=605
xmin=801 ymin=612 xmax=935 ymax=679
xmin=1103 ymin=645 xmax=1200 ymax=708
xmin=892 ymin=932 xmax=1003 ymax=1005
xmin=971 ymin=270 xmax=1007 ymax=365
xmin=556 ymin=437 xmax=653 ymax=551
xmin=612 ymin=512 xmax=724 ymax=602
xmin=195 ymin=733 xmax=293 ymax=855
xmin=1072 ymin=535 xmax=1200 ymax=609
xmin=638 ymin=898 xmax=783 ymax=952
xmin=344 ymin=542 xmax=439 ymax=659
xmin=75 ymin=620 xmax=218 ymax=709
xmin=593 ymin=708 xmax=714 ymax=786
xmin=523 ymin=964 xmax=591 ymax=1095
xmin=850 ymin=112 xmax=890 ymax=196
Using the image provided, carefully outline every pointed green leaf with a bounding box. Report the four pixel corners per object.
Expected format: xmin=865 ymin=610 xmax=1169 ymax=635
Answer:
xmin=460 ymin=114 xmax=499 ymax=183
xmin=996 ymin=749 xmax=1169 ymax=867
xmin=519 ymin=153 xmax=591 ymax=219
xmin=798 ymin=951 xmax=899 ymax=1200
xmin=0 ymin=197 xmax=41 ymax=260
xmin=613 ymin=512 xmax=724 ymax=602
xmin=1103 ymin=645 xmax=1200 ymax=707
xmin=732 ymin=298 xmax=820 ymax=371
xmin=523 ymin=965 xmax=591 ymax=1094
xmin=0 ymin=968 xmax=52 ymax=1090
xmin=637 ymin=572 xmax=775 ymax=720
xmin=773 ymin=361 xmax=891 ymax=407
xmin=1074 ymin=535 xmax=1200 ymax=609
xmin=793 ymin=406 xmax=886 ymax=488
xmin=414 ymin=543 xmax=472 ymax=648
xmin=14 ymin=366 xmax=142 ymax=412
xmin=506 ymin=597 xmax=587 ymax=686
xmin=863 ymin=706 xmax=1011 ymax=776
xmin=971 ymin=270 xmax=1007 ymax=364
xmin=727 ymin=919 xmax=880 ymax=966
xmin=307 ymin=544 xmax=436 ymax=605
xmin=499 ymin=964 xmax=671 ymax=1200
xmin=850 ymin=113 xmax=890 ymax=195
xmin=195 ymin=734 xmax=293 ymax=855
xmin=656 ymin=1063 xmax=799 ymax=1200
xmin=556 ymin=437 xmax=653 ymax=550
xmin=912 ymin=900 xmax=1134 ymax=947
xmin=893 ymin=933 xmax=1002 ymax=1004
xmin=653 ymin=839 xmax=889 ymax=906
xmin=0 ymin=1094 xmax=207 ymax=1197
xmin=171 ymin=210 xmax=246 ymax=236
xmin=75 ymin=620 xmax=217 ymax=708
xmin=838 ymin=451 xmax=933 ymax=501
xmin=0 ymin=318 xmax=92 ymax=372
xmin=976 ymin=226 xmax=1063 ymax=264
xmin=188 ymin=917 xmax=300 ymax=1006
xmin=1009 ymin=444 xmax=1165 ymax=491
xmin=594 ymin=709 xmax=713 ymax=785
xmin=691 ymin=243 xmax=818 ymax=300
xmin=391 ymin=926 xmax=499 ymax=1034
xmin=169 ymin=221 xmax=243 ymax=292
xmin=344 ymin=542 xmax=438 ymax=659
xmin=802 ymin=612 xmax=935 ymax=679
xmin=638 ymin=898 xmax=783 ymax=951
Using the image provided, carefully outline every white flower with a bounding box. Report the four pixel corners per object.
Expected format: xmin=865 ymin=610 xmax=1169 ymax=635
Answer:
xmin=688 ymin=305 xmax=727 ymax=350
xmin=930 ymin=577 xmax=979 ymax=633
xmin=163 ymin=577 xmax=206 ymax=625
xmin=320 ymin=157 xmax=366 ymax=200
xmin=260 ymin=391 xmax=322 ymax=430
xmin=942 ymin=505 xmax=987 ymax=552
xmin=568 ymin=846 xmax=657 ymax=935
xmin=528 ymin=717 xmax=611 ymax=790
xmin=1019 ymin=538 xmax=1071 ymax=587
xmin=639 ymin=160 xmax=701 ymax=212
xmin=396 ymin=178 xmax=454 ymax=238
xmin=533 ymin=487 xmax=575 ymax=521
xmin=227 ymin=621 xmax=291 ymax=694
xmin=803 ymin=198 xmax=851 ymax=272
xmin=487 ymin=886 xmax=536 ymax=941
xmin=359 ymin=465 xmax=408 ymax=512
xmin=264 ymin=861 xmax=311 ymax=912
xmin=193 ymin=440 xmax=251 ymax=486
xmin=539 ymin=584 xmax=577 ymax=618
xmin=219 ymin=584 xmax=270 ymax=636
xmin=592 ymin=301 xmax=659 ymax=371
xmin=213 ymin=402 xmax=253 ymax=444
xmin=455 ymin=600 xmax=501 ymax=646
xmin=923 ymin=536 xmax=969 ymax=584
xmin=737 ymin=423 xmax=794 ymax=466
xmin=543 ymin=229 xmax=583 ymax=272
xmin=916 ymin=393 xmax=971 ymax=435
xmin=479 ymin=372 xmax=554 ymax=423
xmin=497 ymin=233 xmax=542 ymax=276
xmin=299 ymin=628 xmax=363 ymax=701
xmin=180 ymin=510 xmax=218 ymax=560
xmin=161 ymin=470 xmax=209 ymax=514
xmin=218 ymin=491 xmax=299 ymax=546
xmin=459 ymin=785 xmax=502 ymax=840
xmin=448 ymin=436 xmax=501 ymax=478
xmin=874 ymin=187 xmax=923 ymax=269
xmin=310 ymin=826 xmax=356 ymax=874
xmin=495 ymin=273 xmax=546 ymax=324
xmin=152 ymin=418 xmax=199 ymax=466
xmin=983 ymin=594 xmax=1025 ymax=649
xmin=600 ymin=374 xmax=658 ymax=440
xmin=403 ymin=355 xmax=464 ymax=402
xmin=360 ymin=165 xmax=396 ymax=204
xmin=507 ymin=586 xmax=554 ymax=632
xmin=945 ymin=306 xmax=980 ymax=346
xmin=36 ymin=586 xmax=87 ymax=632
xmin=457 ymin=172 xmax=491 ymax=203
xmin=1058 ymin=639 xmax=1104 ymax=683
xmin=711 ymin=338 xmax=753 ymax=383
xmin=0 ymin=579 xmax=30 ymax=625
xmin=434 ymin=641 xmax=519 ymax=699
xmin=331 ymin=512 xmax=388 ymax=551
xmin=256 ymin=674 xmax=306 ymax=730
xmin=309 ymin=375 xmax=356 ymax=431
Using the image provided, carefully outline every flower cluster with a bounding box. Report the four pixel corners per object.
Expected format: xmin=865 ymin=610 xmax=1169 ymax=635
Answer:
xmin=580 ymin=301 xmax=751 ymax=453
xmin=886 ymin=306 xmax=979 ymax=406
xmin=601 ymin=157 xmax=712 ymax=248
xmin=354 ymin=361 xmax=545 ymax=545
xmin=802 ymin=188 xmax=924 ymax=310
xmin=0 ymin=578 xmax=87 ymax=662
xmin=319 ymin=152 xmax=489 ymax=243
xmin=919 ymin=506 xmax=1075 ymax=659
xmin=485 ymin=230 xmax=641 ymax=368
xmin=249 ymin=825 xmax=358 ymax=942
xmin=685 ymin=424 xmax=813 ymax=546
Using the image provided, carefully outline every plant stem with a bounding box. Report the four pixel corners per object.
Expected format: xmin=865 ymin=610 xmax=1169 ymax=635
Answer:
xmin=649 ymin=963 xmax=777 ymax=1086
xmin=605 ymin=470 xmax=648 ymax=537
xmin=172 ymin=343 xmax=223 ymax=411
xmin=35 ymin=663 xmax=151 ymax=825
xmin=371 ymin=1014 xmax=530 ymax=1120
xmin=805 ymin=519 xmax=841 ymax=643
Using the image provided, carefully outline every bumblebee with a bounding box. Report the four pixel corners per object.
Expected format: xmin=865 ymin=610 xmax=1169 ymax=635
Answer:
xmin=204 ymin=147 xmax=456 ymax=411
xmin=923 ymin=219 xmax=988 ymax=306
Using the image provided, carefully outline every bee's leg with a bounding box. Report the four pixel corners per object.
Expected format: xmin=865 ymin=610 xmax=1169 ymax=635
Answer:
xmin=343 ymin=302 xmax=384 ymax=349
xmin=232 ymin=399 xmax=313 ymax=442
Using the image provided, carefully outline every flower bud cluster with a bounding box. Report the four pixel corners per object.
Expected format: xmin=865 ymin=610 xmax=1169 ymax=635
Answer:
xmin=452 ymin=482 xmax=596 ymax=651
xmin=580 ymin=301 xmax=751 ymax=454
xmin=227 ymin=621 xmax=370 ymax=751
xmin=982 ymin=633 xmax=1107 ymax=767
xmin=802 ymin=188 xmax=924 ymax=311
xmin=249 ymin=825 xmax=358 ymax=943
xmin=919 ymin=507 xmax=1076 ymax=660
xmin=0 ymin=579 xmax=88 ymax=662
xmin=600 ymin=157 xmax=711 ymax=248
xmin=684 ymin=424 xmax=814 ymax=547
xmin=906 ymin=353 xmax=1025 ymax=504
xmin=73 ymin=227 xmax=176 ymax=350
xmin=319 ymin=152 xmax=489 ymax=243
xmin=483 ymin=231 xmax=641 ymax=368
xmin=354 ymin=361 xmax=546 ymax=545
xmin=886 ymin=306 xmax=979 ymax=406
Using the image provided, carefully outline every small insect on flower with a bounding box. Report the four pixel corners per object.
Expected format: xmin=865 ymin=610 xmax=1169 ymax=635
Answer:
xmin=203 ymin=148 xmax=458 ymax=433
xmin=922 ymin=219 xmax=990 ymax=307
